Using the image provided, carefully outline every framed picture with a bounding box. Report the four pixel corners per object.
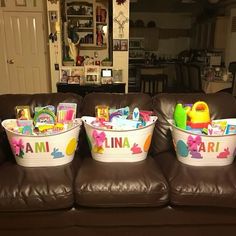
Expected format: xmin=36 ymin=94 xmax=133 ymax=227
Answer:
xmin=113 ymin=39 xmax=121 ymax=51
xmin=120 ymin=39 xmax=128 ymax=51
xmin=60 ymin=67 xmax=71 ymax=83
xmin=15 ymin=0 xmax=26 ymax=6
xmin=71 ymin=67 xmax=85 ymax=77
xmin=85 ymin=66 xmax=100 ymax=84
xmin=67 ymin=76 xmax=80 ymax=84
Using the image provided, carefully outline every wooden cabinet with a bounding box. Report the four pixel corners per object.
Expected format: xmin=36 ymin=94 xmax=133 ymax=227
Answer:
xmin=130 ymin=27 xmax=159 ymax=50
xmin=57 ymin=82 xmax=126 ymax=97
xmin=213 ymin=16 xmax=228 ymax=49
xmin=191 ymin=16 xmax=228 ymax=50
xmin=65 ymin=0 xmax=109 ymax=48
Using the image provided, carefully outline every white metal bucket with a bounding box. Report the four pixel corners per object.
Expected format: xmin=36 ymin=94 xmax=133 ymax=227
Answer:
xmin=82 ymin=116 xmax=157 ymax=162
xmin=2 ymin=119 xmax=82 ymax=167
xmin=169 ymin=120 xmax=236 ymax=166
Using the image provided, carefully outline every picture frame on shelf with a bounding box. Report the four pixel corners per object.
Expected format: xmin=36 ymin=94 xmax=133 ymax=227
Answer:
xmin=60 ymin=67 xmax=71 ymax=83
xmin=113 ymin=39 xmax=121 ymax=51
xmin=85 ymin=66 xmax=100 ymax=84
xmin=71 ymin=67 xmax=85 ymax=76
xmin=120 ymin=39 xmax=128 ymax=51
xmin=101 ymin=68 xmax=113 ymax=84
xmin=68 ymin=76 xmax=80 ymax=84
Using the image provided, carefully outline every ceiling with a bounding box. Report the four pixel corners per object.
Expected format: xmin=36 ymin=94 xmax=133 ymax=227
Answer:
xmin=130 ymin=0 xmax=227 ymax=15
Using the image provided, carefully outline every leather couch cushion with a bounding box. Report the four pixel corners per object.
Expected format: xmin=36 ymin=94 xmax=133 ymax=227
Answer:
xmin=0 ymin=158 xmax=77 ymax=212
xmin=0 ymin=93 xmax=83 ymax=211
xmin=152 ymin=92 xmax=236 ymax=208
xmin=75 ymin=157 xmax=169 ymax=207
xmin=155 ymin=152 xmax=236 ymax=208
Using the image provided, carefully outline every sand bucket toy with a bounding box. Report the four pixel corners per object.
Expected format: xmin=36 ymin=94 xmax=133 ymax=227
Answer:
xmin=2 ymin=118 xmax=82 ymax=167
xmin=82 ymin=115 xmax=157 ymax=162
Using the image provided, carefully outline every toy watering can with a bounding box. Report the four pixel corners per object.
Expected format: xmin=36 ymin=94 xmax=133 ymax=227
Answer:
xmin=188 ymin=101 xmax=210 ymax=124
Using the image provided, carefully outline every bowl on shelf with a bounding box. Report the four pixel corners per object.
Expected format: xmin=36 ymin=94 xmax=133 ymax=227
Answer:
xmin=101 ymin=61 xmax=112 ymax=67
xmin=63 ymin=60 xmax=75 ymax=66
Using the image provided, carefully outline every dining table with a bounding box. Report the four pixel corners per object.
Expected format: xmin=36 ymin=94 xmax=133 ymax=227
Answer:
xmin=201 ymin=77 xmax=232 ymax=93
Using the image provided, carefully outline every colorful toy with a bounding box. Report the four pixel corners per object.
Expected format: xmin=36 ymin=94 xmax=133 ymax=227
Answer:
xmin=174 ymin=101 xmax=211 ymax=132
xmin=95 ymin=105 xmax=109 ymax=121
xmin=187 ymin=101 xmax=211 ymax=129
xmin=173 ymin=103 xmax=190 ymax=130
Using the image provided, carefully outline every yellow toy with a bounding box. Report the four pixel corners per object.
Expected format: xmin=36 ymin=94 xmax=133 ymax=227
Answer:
xmin=187 ymin=101 xmax=211 ymax=129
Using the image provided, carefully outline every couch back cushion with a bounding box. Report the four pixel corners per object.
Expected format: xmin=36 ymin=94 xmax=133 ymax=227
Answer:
xmin=151 ymin=92 xmax=236 ymax=155
xmin=81 ymin=92 xmax=152 ymax=116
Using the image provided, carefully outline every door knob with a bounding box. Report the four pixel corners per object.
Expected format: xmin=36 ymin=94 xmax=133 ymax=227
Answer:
xmin=7 ymin=59 xmax=14 ymax=64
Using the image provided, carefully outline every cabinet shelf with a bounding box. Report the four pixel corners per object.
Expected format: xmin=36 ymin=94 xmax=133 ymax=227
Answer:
xmin=80 ymin=44 xmax=107 ymax=50
xmin=75 ymin=27 xmax=93 ymax=31
xmin=96 ymin=22 xmax=107 ymax=25
xmin=67 ymin=14 xmax=93 ymax=18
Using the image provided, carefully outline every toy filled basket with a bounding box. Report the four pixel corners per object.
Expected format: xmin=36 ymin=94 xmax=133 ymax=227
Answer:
xmin=169 ymin=119 xmax=236 ymax=166
xmin=82 ymin=116 xmax=157 ymax=162
xmin=2 ymin=119 xmax=82 ymax=167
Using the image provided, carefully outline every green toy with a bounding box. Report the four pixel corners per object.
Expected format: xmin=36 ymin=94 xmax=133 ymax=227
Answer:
xmin=173 ymin=103 xmax=190 ymax=130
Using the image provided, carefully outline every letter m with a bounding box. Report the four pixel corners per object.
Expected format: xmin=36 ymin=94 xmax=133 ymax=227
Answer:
xmin=35 ymin=142 xmax=46 ymax=153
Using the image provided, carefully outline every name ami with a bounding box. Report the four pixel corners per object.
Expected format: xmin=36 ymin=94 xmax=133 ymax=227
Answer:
xmin=25 ymin=142 xmax=50 ymax=153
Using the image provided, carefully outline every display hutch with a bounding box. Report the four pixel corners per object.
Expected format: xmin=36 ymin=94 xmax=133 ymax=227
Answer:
xmin=58 ymin=0 xmax=125 ymax=96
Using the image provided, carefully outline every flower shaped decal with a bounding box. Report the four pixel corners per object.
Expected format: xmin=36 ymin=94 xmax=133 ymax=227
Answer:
xmin=187 ymin=135 xmax=202 ymax=151
xmin=12 ymin=138 xmax=25 ymax=158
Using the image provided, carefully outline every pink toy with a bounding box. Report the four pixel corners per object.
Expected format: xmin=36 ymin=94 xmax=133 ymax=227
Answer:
xmin=217 ymin=147 xmax=230 ymax=158
xmin=92 ymin=130 xmax=106 ymax=147
xmin=139 ymin=110 xmax=153 ymax=122
xmin=187 ymin=135 xmax=202 ymax=151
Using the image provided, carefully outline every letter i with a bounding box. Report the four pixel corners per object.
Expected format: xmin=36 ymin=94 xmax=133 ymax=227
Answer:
xmin=46 ymin=142 xmax=49 ymax=152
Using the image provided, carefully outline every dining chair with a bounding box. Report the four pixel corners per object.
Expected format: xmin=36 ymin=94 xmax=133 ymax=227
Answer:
xmin=188 ymin=63 xmax=203 ymax=92
xmin=140 ymin=74 xmax=168 ymax=96
xmin=173 ymin=62 xmax=183 ymax=92
xmin=181 ymin=63 xmax=191 ymax=92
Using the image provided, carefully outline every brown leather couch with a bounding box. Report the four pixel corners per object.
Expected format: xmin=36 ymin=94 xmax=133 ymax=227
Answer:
xmin=1 ymin=92 xmax=236 ymax=236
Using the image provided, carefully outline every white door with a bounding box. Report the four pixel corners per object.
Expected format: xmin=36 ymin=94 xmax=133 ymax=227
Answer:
xmin=3 ymin=11 xmax=50 ymax=94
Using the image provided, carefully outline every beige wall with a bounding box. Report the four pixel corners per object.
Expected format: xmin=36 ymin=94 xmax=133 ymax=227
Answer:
xmin=113 ymin=0 xmax=129 ymax=92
